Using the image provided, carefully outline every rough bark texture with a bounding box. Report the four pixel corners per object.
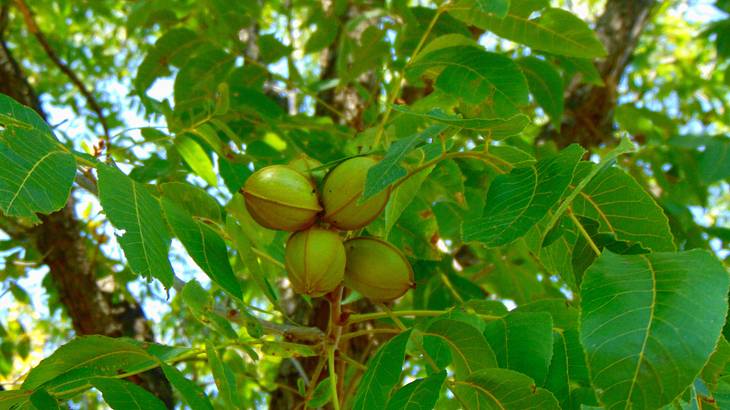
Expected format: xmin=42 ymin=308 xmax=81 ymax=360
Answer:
xmin=0 ymin=7 xmax=173 ymax=407
xmin=544 ymin=0 xmax=657 ymax=148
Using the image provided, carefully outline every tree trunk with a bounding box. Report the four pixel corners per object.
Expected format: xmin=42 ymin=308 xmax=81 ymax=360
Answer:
xmin=0 ymin=8 xmax=173 ymax=407
xmin=545 ymin=0 xmax=657 ymax=148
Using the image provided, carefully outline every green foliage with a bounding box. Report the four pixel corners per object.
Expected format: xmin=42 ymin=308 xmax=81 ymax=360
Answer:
xmin=0 ymin=1 xmax=728 ymax=409
xmin=483 ymin=311 xmax=553 ymax=384
xmin=452 ymin=368 xmax=561 ymax=409
xmin=580 ymin=250 xmax=729 ymax=409
xmin=0 ymin=94 xmax=76 ymax=223
xmin=161 ymin=198 xmax=241 ymax=298
xmin=160 ymin=363 xmax=214 ymax=410
xmin=92 ymin=379 xmax=167 ymax=410
xmin=464 ymin=144 xmax=584 ymax=246
xmin=98 ymin=164 xmax=175 ymax=288
xmin=385 ymin=371 xmax=446 ymax=410
xmin=352 ymin=330 xmax=412 ymax=410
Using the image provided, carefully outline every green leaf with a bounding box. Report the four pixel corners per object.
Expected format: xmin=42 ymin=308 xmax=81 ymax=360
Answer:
xmin=161 ymin=363 xmax=214 ymax=410
xmin=544 ymin=329 xmax=595 ymax=409
xmin=159 ymin=182 xmax=222 ymax=222
xmin=539 ymin=136 xmax=637 ymax=245
xmin=161 ymin=198 xmax=241 ymax=299
xmin=572 ymin=165 xmax=676 ymax=251
xmin=308 ymin=377 xmax=332 ymax=408
xmin=181 ymin=280 xmax=238 ymax=339
xmin=305 ymin=18 xmax=339 ymax=53
xmin=384 ymin=164 xmax=435 ymax=237
xmin=453 ymin=368 xmax=561 ymax=409
xmin=363 ymin=125 xmax=447 ymax=201
xmin=176 ymin=135 xmax=218 ymax=186
xmin=93 ymin=378 xmax=167 ymax=410
xmin=22 ymin=335 xmax=157 ymax=392
xmin=481 ymin=144 xmax=537 ymax=169
xmin=0 ymin=390 xmax=31 ymax=408
xmin=340 ymin=26 xmax=390 ymax=84
xmin=29 ymin=389 xmax=59 ymax=410
xmin=513 ymin=298 xmax=578 ymax=330
xmin=352 ymin=330 xmax=412 ymax=410
xmin=698 ymin=137 xmax=730 ymax=183
xmin=98 ymin=164 xmax=174 ymax=288
xmin=413 ymin=34 xmax=480 ymax=64
xmin=477 ymin=8 xmax=607 ymax=58
xmin=225 ymin=216 xmax=281 ymax=309
xmin=391 ymin=105 xmax=530 ymax=138
xmin=483 ymin=311 xmax=554 ymax=385
xmin=135 ymin=28 xmax=204 ymax=93
xmin=502 ymin=0 xmax=548 ymax=17
xmin=174 ymin=47 xmax=234 ymax=107
xmin=518 ymin=57 xmax=564 ymax=128
xmin=448 ymin=0 xmax=511 ymax=22
xmin=191 ymin=123 xmax=227 ymax=157
xmin=219 ymin=156 xmax=251 ymax=193
xmin=464 ymin=144 xmax=584 ymax=246
xmin=258 ymin=34 xmax=292 ymax=64
xmin=385 ymin=371 xmax=446 ymax=410
xmin=422 ymin=319 xmax=498 ymax=378
xmin=715 ymin=376 xmax=730 ymax=408
xmin=407 ymin=46 xmax=529 ymax=116
xmin=580 ymin=250 xmax=730 ymax=409
xmin=375 ymin=196 xmax=441 ymax=260
xmin=206 ymin=343 xmax=240 ymax=407
xmin=181 ymin=279 xmax=210 ymax=313
xmin=701 ymin=336 xmax=730 ymax=390
xmin=0 ymin=94 xmax=76 ymax=223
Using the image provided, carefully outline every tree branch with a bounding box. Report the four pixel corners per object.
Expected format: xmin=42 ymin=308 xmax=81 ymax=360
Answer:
xmin=543 ymin=0 xmax=657 ymax=148
xmin=14 ymin=0 xmax=111 ymax=142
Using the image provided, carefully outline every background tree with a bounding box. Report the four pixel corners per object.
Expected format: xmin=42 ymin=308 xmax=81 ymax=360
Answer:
xmin=0 ymin=0 xmax=729 ymax=409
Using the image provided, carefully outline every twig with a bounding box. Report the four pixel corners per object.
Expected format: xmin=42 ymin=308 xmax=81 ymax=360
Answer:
xmin=339 ymin=327 xmax=401 ymax=341
xmin=339 ymin=352 xmax=367 ymax=371
xmin=347 ymin=309 xmax=501 ymax=325
xmin=14 ymin=0 xmax=111 ymax=143
xmin=377 ymin=303 xmax=408 ymax=331
xmin=327 ymin=346 xmax=340 ymax=410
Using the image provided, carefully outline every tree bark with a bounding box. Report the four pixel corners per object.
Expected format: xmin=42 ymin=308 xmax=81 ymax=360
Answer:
xmin=0 ymin=8 xmax=173 ymax=407
xmin=545 ymin=0 xmax=657 ymax=148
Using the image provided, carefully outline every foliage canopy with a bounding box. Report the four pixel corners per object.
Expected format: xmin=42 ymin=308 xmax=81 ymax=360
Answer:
xmin=0 ymin=0 xmax=729 ymax=409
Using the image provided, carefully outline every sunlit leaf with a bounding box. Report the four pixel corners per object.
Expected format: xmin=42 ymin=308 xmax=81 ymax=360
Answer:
xmin=483 ymin=311 xmax=553 ymax=384
xmin=580 ymin=250 xmax=729 ymax=409
xmin=206 ymin=343 xmax=240 ymax=407
xmin=422 ymin=319 xmax=497 ymax=378
xmin=175 ymin=135 xmax=218 ymax=186
xmin=22 ymin=336 xmax=158 ymax=393
xmin=161 ymin=198 xmax=241 ymax=299
xmin=0 ymin=94 xmax=76 ymax=223
xmin=453 ymin=368 xmax=561 ymax=409
xmin=385 ymin=371 xmax=446 ymax=410
xmin=464 ymin=144 xmax=584 ymax=246
xmin=391 ymin=105 xmax=530 ymax=138
xmin=98 ymin=164 xmax=174 ymax=288
xmin=518 ymin=57 xmax=564 ymax=128
xmin=476 ymin=8 xmax=607 ymax=58
xmin=407 ymin=46 xmax=529 ymax=116
xmin=363 ymin=125 xmax=447 ymax=201
xmin=572 ymin=165 xmax=676 ymax=252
